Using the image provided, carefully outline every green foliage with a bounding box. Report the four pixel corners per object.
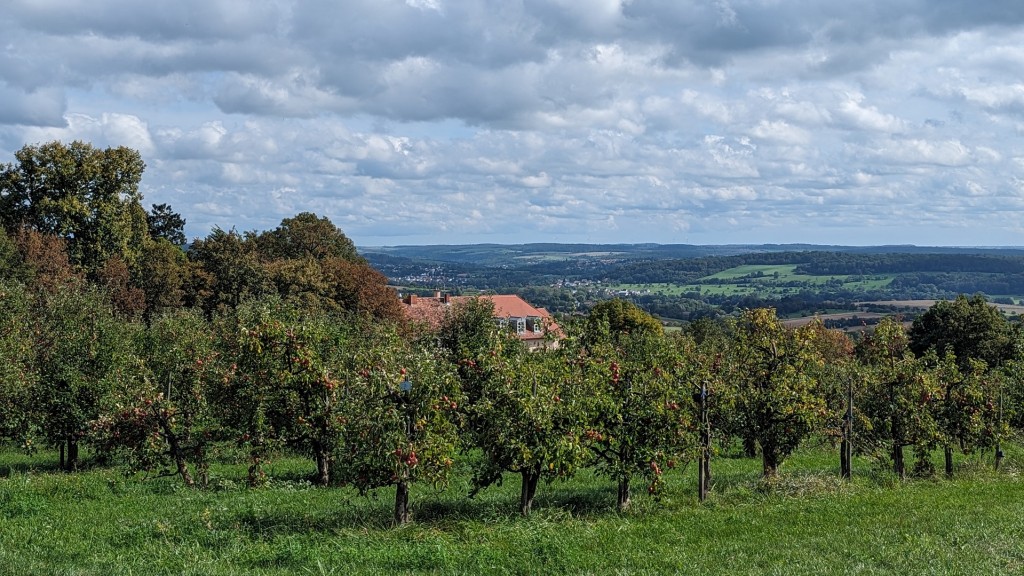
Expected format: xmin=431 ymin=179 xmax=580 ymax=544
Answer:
xmin=585 ymin=299 xmax=663 ymax=344
xmin=0 ymin=281 xmax=35 ymax=446
xmin=438 ymin=296 xmax=500 ymax=399
xmin=0 ymin=140 xmax=148 ymax=274
xmin=138 ymin=238 xmax=190 ymax=316
xmin=909 ymin=294 xmax=1014 ymax=371
xmin=32 ymin=285 xmax=142 ymax=469
xmin=146 ymin=203 xmax=186 ymax=246
xmin=582 ymin=330 xmax=697 ymax=508
xmin=728 ymin=308 xmax=828 ymax=477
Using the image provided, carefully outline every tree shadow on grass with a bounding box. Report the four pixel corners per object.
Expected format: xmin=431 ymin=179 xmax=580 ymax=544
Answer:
xmin=0 ymin=459 xmax=65 ymax=477
xmin=227 ymin=481 xmax=631 ymax=538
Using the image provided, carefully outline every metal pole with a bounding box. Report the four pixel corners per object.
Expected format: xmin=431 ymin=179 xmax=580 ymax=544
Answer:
xmin=841 ymin=375 xmax=853 ymax=479
xmin=996 ymin=383 xmax=1004 ymax=471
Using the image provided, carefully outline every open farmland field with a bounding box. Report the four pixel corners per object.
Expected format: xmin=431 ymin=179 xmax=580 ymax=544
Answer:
xmin=610 ymin=265 xmax=893 ymax=300
xmin=702 ymin=265 xmax=893 ymax=289
xmin=781 ymin=312 xmax=888 ymax=329
xmin=704 ymin=264 xmax=803 ymax=280
xmin=862 ymin=300 xmax=1024 ymax=316
xmin=3 ymin=445 xmax=1024 ymax=575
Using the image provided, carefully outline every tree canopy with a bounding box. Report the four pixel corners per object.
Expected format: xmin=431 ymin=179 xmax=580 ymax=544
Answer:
xmin=908 ymin=294 xmax=1014 ymax=371
xmin=0 ymin=140 xmax=148 ymax=275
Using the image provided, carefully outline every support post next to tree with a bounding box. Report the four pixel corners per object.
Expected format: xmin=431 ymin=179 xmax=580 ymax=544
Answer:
xmin=841 ymin=376 xmax=853 ymax=480
xmin=698 ymin=380 xmax=710 ymax=501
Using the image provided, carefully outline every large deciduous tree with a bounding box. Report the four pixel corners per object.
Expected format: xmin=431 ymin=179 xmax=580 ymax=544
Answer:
xmin=188 ymin=228 xmax=272 ymax=314
xmin=0 ymin=140 xmax=149 ymax=275
xmin=252 ymin=212 xmax=362 ymax=263
xmin=909 ymin=294 xmax=1013 ymax=372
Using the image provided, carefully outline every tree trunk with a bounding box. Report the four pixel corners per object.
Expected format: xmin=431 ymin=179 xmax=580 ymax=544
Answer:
xmin=617 ymin=476 xmax=631 ymax=511
xmin=893 ymin=444 xmax=905 ymax=479
xmin=163 ymin=425 xmax=194 ymax=488
xmin=394 ymin=481 xmax=410 ymax=525
xmin=519 ymin=465 xmax=541 ymax=516
xmin=944 ymin=445 xmax=954 ymax=478
xmin=841 ymin=377 xmax=853 ymax=480
xmin=762 ymin=449 xmax=779 ymax=479
xmin=66 ymin=439 xmax=79 ymax=472
xmin=742 ymin=436 xmax=757 ymax=458
xmin=197 ymin=460 xmax=210 ymax=489
xmin=59 ymin=441 xmax=65 ymax=471
xmin=247 ymin=453 xmax=264 ymax=487
xmin=314 ymin=447 xmax=330 ymax=487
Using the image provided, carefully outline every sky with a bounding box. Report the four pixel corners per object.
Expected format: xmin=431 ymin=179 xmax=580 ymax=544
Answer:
xmin=2 ymin=0 xmax=1024 ymax=247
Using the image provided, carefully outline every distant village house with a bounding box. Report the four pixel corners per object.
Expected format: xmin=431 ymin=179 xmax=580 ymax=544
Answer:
xmin=401 ymin=292 xmax=561 ymax=350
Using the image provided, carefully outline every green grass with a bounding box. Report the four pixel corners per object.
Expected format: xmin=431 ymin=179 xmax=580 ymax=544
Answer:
xmin=609 ymin=267 xmax=894 ymax=300
xmin=704 ymin=264 xmax=802 ymax=281
xmin=2 ymin=444 xmax=1024 ymax=575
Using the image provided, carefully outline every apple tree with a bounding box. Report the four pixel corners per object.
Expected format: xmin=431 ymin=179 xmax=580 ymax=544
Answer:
xmin=0 ymin=280 xmax=35 ymax=447
xmin=33 ymin=285 xmax=141 ymax=470
xmin=930 ymin=355 xmax=1004 ymax=477
xmin=727 ymin=308 xmax=828 ymax=479
xmin=465 ymin=332 xmax=590 ymax=516
xmin=856 ymin=317 xmax=941 ymax=478
xmin=213 ymin=296 xmax=347 ymax=486
xmin=331 ymin=323 xmax=464 ymax=525
xmin=582 ymin=328 xmax=696 ymax=510
xmin=91 ymin=308 xmax=218 ymax=487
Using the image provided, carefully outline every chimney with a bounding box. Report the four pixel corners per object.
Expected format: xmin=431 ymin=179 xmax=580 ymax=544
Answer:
xmin=405 ymin=294 xmax=417 ymax=305
xmin=435 ymin=291 xmax=442 ymax=299
xmin=442 ymin=293 xmax=450 ymax=304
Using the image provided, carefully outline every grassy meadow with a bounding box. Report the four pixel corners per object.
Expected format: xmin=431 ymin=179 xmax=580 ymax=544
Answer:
xmin=611 ymin=265 xmax=894 ymax=300
xmin=3 ymin=442 xmax=1024 ymax=575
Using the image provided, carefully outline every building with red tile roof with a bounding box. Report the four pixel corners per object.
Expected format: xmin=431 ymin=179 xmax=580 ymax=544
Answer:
xmin=401 ymin=292 xmax=561 ymax=350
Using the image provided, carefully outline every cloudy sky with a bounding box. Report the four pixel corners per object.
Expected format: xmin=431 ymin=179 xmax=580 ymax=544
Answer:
xmin=3 ymin=1 xmax=1024 ymax=247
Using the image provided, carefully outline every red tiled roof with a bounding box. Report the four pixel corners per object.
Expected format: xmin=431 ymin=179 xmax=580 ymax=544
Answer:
xmin=400 ymin=293 xmax=561 ymax=341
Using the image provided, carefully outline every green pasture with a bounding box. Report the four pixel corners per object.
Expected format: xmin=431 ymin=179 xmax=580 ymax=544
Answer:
xmin=3 ymin=443 xmax=1024 ymax=575
xmin=609 ymin=266 xmax=893 ymax=300
xmin=704 ymin=265 xmax=893 ymax=289
xmin=704 ymin=264 xmax=801 ymax=280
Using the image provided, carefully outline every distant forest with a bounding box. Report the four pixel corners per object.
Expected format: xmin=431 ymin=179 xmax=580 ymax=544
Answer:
xmin=364 ymin=244 xmax=1024 ymax=322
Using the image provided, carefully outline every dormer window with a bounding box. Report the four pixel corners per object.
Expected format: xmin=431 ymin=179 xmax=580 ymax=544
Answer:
xmin=526 ymin=316 xmax=543 ymax=333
